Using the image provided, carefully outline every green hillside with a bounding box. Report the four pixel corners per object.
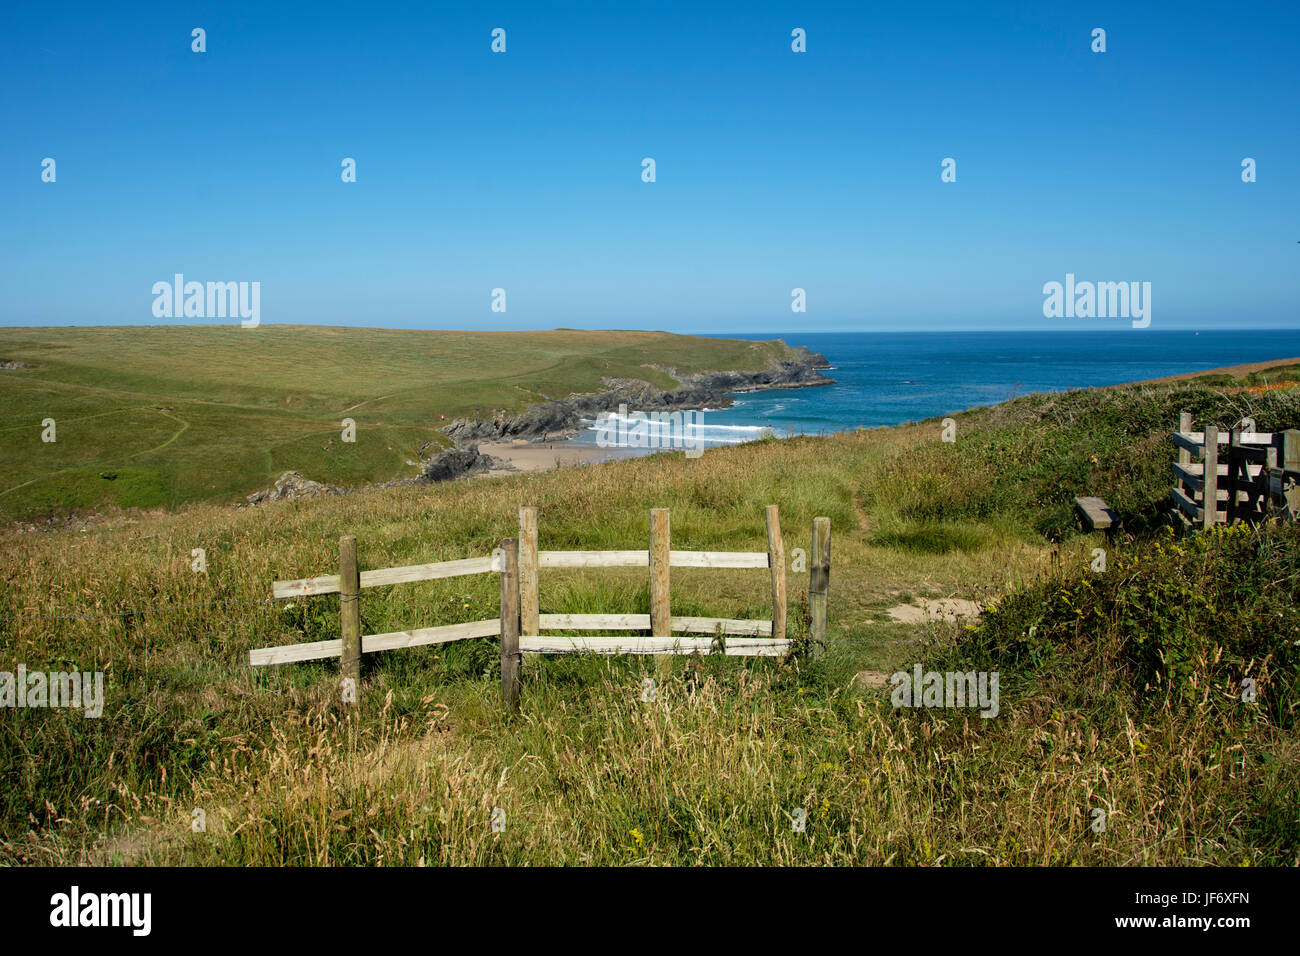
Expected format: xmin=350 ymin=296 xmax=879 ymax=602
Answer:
xmin=0 ymin=326 xmax=805 ymax=521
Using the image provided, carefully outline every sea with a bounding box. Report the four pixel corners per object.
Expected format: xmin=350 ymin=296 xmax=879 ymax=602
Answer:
xmin=567 ymin=329 xmax=1300 ymax=452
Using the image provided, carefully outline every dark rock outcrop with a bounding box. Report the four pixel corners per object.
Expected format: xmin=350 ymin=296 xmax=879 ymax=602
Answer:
xmin=240 ymin=447 xmax=512 ymax=507
xmin=419 ymin=447 xmax=508 ymax=481
xmin=243 ymin=471 xmax=342 ymax=505
xmin=444 ymin=352 xmax=833 ymax=445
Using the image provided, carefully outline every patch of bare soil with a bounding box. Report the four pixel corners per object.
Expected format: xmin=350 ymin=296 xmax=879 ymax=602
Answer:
xmin=886 ymin=598 xmax=982 ymax=624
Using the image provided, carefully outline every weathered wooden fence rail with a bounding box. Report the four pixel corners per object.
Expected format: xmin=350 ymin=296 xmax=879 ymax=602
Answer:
xmin=248 ymin=506 xmax=830 ymax=706
xmin=1170 ymin=410 xmax=1300 ymax=529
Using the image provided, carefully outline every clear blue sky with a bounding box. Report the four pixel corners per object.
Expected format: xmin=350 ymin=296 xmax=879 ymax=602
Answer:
xmin=2 ymin=0 xmax=1297 ymax=332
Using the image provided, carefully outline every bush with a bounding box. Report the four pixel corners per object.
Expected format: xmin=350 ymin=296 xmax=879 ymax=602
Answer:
xmin=865 ymin=383 xmax=1300 ymax=542
xmin=957 ymin=523 xmax=1300 ymax=721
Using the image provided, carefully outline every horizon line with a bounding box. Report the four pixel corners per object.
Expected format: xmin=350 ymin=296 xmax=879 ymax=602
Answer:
xmin=3 ymin=322 xmax=1299 ymax=337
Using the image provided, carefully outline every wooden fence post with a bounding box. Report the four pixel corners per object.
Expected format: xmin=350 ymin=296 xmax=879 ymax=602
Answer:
xmin=519 ymin=507 xmax=539 ymax=637
xmin=1178 ymin=411 xmax=1192 ymax=468
xmin=1264 ymin=446 xmax=1280 ymax=521
xmin=650 ymin=508 xmax=671 ymax=671
xmin=1285 ymin=430 xmax=1300 ymax=517
xmin=1203 ymin=425 xmax=1219 ymax=529
xmin=1226 ymin=427 xmax=1241 ymax=525
xmin=339 ymin=535 xmax=361 ymax=704
xmin=765 ymin=505 xmax=786 ymax=641
xmin=499 ymin=538 xmax=521 ymax=709
xmin=808 ymin=517 xmax=830 ymax=657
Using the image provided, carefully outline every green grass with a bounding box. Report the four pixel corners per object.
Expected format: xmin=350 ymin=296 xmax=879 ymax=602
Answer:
xmin=0 ymin=326 xmax=812 ymax=522
xmin=1 ymin=357 xmax=1298 ymax=866
xmin=867 ymin=382 xmax=1300 ymax=539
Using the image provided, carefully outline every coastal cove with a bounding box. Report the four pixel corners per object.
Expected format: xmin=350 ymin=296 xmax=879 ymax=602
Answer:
xmin=559 ymin=329 xmax=1300 ymax=452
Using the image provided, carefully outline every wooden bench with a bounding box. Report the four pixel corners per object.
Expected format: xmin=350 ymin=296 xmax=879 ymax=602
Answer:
xmin=1074 ymin=496 xmax=1119 ymax=532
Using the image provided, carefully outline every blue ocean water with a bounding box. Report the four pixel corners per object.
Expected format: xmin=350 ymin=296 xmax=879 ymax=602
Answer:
xmin=570 ymin=329 xmax=1300 ymax=450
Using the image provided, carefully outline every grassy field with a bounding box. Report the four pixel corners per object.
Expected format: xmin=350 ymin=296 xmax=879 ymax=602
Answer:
xmin=0 ymin=326 xmax=808 ymax=522
xmin=1 ymin=359 xmax=1298 ymax=866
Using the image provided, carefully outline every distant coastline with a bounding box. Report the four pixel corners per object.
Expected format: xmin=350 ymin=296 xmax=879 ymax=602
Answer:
xmin=476 ymin=348 xmax=1300 ymax=475
xmin=1115 ymin=356 xmax=1300 ymax=387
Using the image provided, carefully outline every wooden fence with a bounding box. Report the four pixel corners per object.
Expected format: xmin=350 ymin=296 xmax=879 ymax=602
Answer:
xmin=1170 ymin=411 xmax=1300 ymax=529
xmin=249 ymin=506 xmax=830 ymax=706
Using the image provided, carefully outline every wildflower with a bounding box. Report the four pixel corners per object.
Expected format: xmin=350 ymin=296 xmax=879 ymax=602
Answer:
xmin=629 ymin=827 xmax=643 ymax=848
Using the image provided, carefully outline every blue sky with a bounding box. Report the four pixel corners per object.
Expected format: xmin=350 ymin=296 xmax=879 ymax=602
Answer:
xmin=2 ymin=0 xmax=1297 ymax=332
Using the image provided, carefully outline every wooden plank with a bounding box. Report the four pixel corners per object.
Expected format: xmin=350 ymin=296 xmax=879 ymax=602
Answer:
xmin=765 ymin=504 xmax=787 ymax=642
xmin=1177 ymin=430 xmax=1273 ymax=447
xmin=519 ymin=635 xmax=790 ymax=656
xmin=256 ymin=621 xmax=781 ymax=664
xmin=539 ymin=613 xmax=650 ymax=630
xmin=360 ymin=555 xmax=496 ymax=587
xmin=1172 ymin=462 xmax=1203 ymax=491
xmin=808 ymin=517 xmax=830 ymax=657
xmin=249 ymin=619 xmax=500 ymax=665
xmin=703 ymin=644 xmax=790 ymax=657
xmin=362 ymin=619 xmax=499 ymax=653
xmin=1203 ymin=426 xmax=1219 ymax=529
xmin=1178 ymin=411 xmax=1192 ymax=467
xmin=273 ymin=575 xmax=341 ymax=598
xmin=1174 ymin=462 xmax=1263 ymax=478
xmin=1207 ymin=488 xmax=1251 ymax=502
xmin=1073 ymin=496 xmax=1118 ymax=531
xmin=671 ymin=616 xmax=773 ymax=636
xmin=339 ymin=536 xmax=361 ymax=696
xmin=250 ymin=638 xmax=343 ymax=666
xmin=668 ymin=550 xmax=769 ymax=569
xmin=518 ymin=508 xmax=539 ymax=638
xmin=533 ymin=614 xmax=773 ymax=635
xmin=538 ymin=550 xmax=649 ymax=568
xmin=499 ymin=538 xmax=521 ymax=709
xmin=1171 ymin=431 xmax=1203 ymax=456
xmin=1171 ymin=487 xmax=1202 ymax=521
xmin=273 ymin=554 xmax=498 ymax=597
